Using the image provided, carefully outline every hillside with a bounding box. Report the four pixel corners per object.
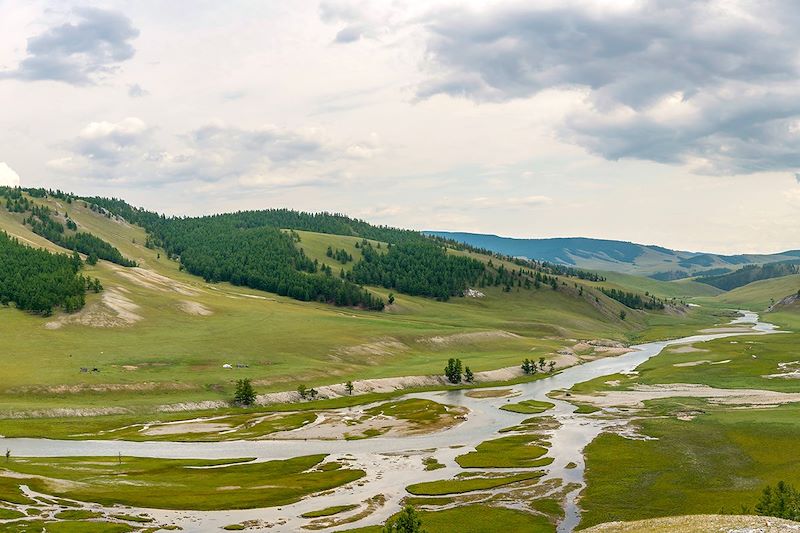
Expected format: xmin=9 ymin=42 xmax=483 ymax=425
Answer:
xmin=428 ymin=231 xmax=800 ymax=278
xmin=0 ymin=188 xmax=722 ymax=414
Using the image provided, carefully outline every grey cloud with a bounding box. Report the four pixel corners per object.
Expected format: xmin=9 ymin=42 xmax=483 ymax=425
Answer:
xmin=319 ymin=0 xmax=394 ymax=44
xmin=410 ymin=1 xmax=800 ymax=175
xmin=49 ymin=119 xmax=374 ymax=188
xmin=1 ymin=7 xmax=139 ymax=85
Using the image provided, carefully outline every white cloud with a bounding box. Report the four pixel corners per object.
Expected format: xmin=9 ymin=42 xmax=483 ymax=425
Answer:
xmin=0 ymin=162 xmax=21 ymax=187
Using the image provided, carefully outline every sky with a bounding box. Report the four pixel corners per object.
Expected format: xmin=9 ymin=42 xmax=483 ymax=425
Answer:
xmin=1 ymin=0 xmax=800 ymax=254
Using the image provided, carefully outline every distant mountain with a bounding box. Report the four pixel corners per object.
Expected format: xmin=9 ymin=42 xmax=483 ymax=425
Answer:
xmin=426 ymin=231 xmax=800 ymax=279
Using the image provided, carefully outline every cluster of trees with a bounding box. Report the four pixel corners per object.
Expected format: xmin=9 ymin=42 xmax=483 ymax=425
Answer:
xmin=752 ymin=481 xmax=800 ymax=520
xmin=521 ymin=357 xmax=556 ymax=374
xmin=297 ymin=384 xmax=320 ymax=400
xmin=444 ymin=358 xmax=474 ymax=384
xmin=1 ymin=187 xmax=32 ymax=213
xmin=599 ymin=287 xmax=666 ymax=310
xmin=0 ymin=231 xmax=90 ymax=315
xmin=478 ymin=261 xmax=560 ymax=292
xmin=352 ymin=241 xmax=485 ymax=301
xmin=326 ymin=246 xmax=353 ymax=264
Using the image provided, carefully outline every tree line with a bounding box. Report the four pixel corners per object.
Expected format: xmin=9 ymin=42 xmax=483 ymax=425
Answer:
xmin=0 ymin=231 xmax=98 ymax=315
xmin=0 ymin=188 xmax=136 ymax=267
xmin=599 ymin=287 xmax=666 ymax=310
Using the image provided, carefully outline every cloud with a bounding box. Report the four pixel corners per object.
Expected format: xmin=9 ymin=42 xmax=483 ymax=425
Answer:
xmin=1 ymin=7 xmax=139 ymax=85
xmin=0 ymin=163 xmax=21 ymax=187
xmin=319 ymin=0 xmax=399 ymax=43
xmin=128 ymin=83 xmax=148 ymax=97
xmin=48 ymin=119 xmax=379 ymax=188
xmin=406 ymin=0 xmax=800 ymax=175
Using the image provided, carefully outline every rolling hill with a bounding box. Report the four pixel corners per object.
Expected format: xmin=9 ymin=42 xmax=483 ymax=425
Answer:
xmin=428 ymin=231 xmax=800 ymax=278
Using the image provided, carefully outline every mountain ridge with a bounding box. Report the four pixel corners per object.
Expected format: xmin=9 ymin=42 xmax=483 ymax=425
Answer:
xmin=425 ymin=231 xmax=800 ymax=277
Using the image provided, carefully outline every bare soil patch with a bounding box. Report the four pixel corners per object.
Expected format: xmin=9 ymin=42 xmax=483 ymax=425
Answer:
xmin=418 ymin=330 xmax=520 ymax=346
xmin=45 ymin=288 xmax=142 ymax=329
xmin=178 ymin=300 xmax=213 ymax=316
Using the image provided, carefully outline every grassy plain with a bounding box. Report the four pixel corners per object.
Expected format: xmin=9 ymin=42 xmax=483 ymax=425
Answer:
xmin=0 ymin=455 xmax=363 ymax=510
xmin=580 ymin=403 xmax=800 ymax=528
xmin=406 ymin=471 xmax=544 ymax=496
xmin=456 ymin=434 xmax=552 ymax=468
xmin=500 ymin=399 xmax=555 ymax=414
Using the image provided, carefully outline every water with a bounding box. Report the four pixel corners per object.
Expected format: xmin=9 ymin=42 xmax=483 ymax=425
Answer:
xmin=0 ymin=311 xmax=778 ymax=531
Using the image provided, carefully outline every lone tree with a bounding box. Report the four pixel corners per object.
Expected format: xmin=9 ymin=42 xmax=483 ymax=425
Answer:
xmin=297 ymin=384 xmax=308 ymax=400
xmin=444 ymin=358 xmax=463 ymax=384
xmin=548 ymin=360 xmax=556 ymax=373
xmin=383 ymin=505 xmax=426 ymax=533
xmin=538 ymin=357 xmax=546 ymax=372
xmin=464 ymin=366 xmax=474 ymax=383
xmin=345 ymin=380 xmax=354 ymax=395
xmin=234 ymin=378 xmax=256 ymax=406
xmin=388 ymin=293 xmax=395 ymax=305
xmin=308 ymin=388 xmax=319 ymax=400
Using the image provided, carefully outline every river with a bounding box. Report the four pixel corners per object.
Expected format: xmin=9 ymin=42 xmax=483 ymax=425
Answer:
xmin=0 ymin=311 xmax=779 ymax=531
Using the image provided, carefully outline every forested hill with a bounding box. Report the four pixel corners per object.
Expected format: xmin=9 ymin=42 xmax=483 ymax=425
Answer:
xmin=78 ymin=196 xmax=490 ymax=308
xmin=0 ymin=231 xmax=96 ymax=315
xmin=79 ymin=196 xmax=586 ymax=308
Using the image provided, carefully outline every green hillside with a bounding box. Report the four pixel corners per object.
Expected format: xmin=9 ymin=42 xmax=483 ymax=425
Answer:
xmin=0 ymin=189 xmax=723 ymax=415
xmin=706 ymin=274 xmax=800 ymax=311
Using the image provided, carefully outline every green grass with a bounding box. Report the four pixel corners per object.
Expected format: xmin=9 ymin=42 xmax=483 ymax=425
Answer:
xmin=301 ymin=504 xmax=358 ymax=518
xmin=415 ymin=505 xmax=553 ymax=532
xmin=290 ymin=230 xmax=386 ymax=272
xmin=344 ymin=504 xmax=553 ymax=533
xmin=615 ymin=331 xmax=800 ymax=393
xmin=406 ymin=471 xmax=544 ymax=496
xmin=423 ymin=457 xmax=445 ymax=471
xmin=0 ymin=522 xmax=134 ymax=533
xmin=709 ymin=274 xmax=800 ymax=311
xmin=53 ymin=510 xmax=103 ymax=521
xmin=0 ymin=455 xmax=363 ymax=510
xmin=0 ymin=509 xmax=24 ymax=520
xmin=365 ymin=399 xmax=457 ymax=432
xmin=599 ymin=271 xmax=722 ymax=300
xmin=500 ymin=399 xmax=554 ymax=414
xmin=0 ymin=194 xmax=725 ymax=419
xmin=580 ymin=403 xmax=800 ymax=528
xmin=456 ymin=434 xmax=553 ymax=468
